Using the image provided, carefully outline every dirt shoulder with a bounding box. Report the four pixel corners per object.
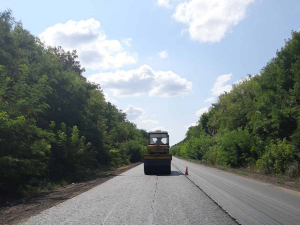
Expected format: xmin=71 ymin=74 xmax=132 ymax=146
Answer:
xmin=177 ymin=157 xmax=300 ymax=192
xmin=0 ymin=162 xmax=141 ymax=225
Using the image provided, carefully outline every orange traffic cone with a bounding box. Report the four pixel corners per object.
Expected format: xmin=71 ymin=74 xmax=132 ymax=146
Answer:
xmin=185 ymin=167 xmax=188 ymax=175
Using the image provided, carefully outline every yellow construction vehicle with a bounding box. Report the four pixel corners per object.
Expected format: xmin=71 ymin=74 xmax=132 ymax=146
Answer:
xmin=143 ymin=130 xmax=172 ymax=175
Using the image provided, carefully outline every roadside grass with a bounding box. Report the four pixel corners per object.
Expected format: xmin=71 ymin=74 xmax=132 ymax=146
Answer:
xmin=216 ymin=165 xmax=229 ymax=171
xmin=233 ymin=171 xmax=249 ymax=177
xmin=277 ymin=178 xmax=284 ymax=185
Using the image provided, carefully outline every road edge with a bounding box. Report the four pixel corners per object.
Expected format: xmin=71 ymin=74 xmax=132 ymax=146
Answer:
xmin=0 ymin=162 xmax=142 ymax=225
xmin=172 ymin=162 xmax=241 ymax=225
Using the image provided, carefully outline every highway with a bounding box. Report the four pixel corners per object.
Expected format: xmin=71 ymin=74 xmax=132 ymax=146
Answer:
xmin=21 ymin=157 xmax=300 ymax=225
xmin=172 ymin=157 xmax=300 ymax=225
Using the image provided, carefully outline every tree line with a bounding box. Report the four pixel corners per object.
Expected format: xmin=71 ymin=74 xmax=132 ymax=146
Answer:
xmin=171 ymin=31 xmax=300 ymax=178
xmin=0 ymin=10 xmax=147 ymax=199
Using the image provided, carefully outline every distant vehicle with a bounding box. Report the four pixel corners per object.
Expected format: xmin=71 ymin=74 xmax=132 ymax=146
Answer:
xmin=143 ymin=130 xmax=172 ymax=175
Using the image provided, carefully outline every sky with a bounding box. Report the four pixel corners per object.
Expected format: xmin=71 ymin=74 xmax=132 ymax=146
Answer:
xmin=1 ymin=0 xmax=300 ymax=145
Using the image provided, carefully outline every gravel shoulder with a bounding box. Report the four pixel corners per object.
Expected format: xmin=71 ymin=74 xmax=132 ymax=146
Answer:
xmin=0 ymin=163 xmax=141 ymax=225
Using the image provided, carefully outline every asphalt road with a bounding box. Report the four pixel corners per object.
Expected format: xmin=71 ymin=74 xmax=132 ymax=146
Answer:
xmin=21 ymin=162 xmax=236 ymax=225
xmin=21 ymin=157 xmax=300 ymax=225
xmin=172 ymin=157 xmax=300 ymax=225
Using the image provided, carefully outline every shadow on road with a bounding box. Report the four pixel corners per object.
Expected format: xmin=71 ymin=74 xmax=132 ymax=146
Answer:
xmin=147 ymin=171 xmax=183 ymax=176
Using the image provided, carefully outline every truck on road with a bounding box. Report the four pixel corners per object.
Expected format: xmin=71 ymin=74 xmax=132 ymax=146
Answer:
xmin=143 ymin=130 xmax=172 ymax=175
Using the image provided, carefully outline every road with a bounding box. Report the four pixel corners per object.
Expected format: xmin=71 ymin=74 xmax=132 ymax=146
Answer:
xmin=172 ymin=157 xmax=300 ymax=225
xmin=21 ymin=161 xmax=236 ymax=225
xmin=21 ymin=157 xmax=300 ymax=225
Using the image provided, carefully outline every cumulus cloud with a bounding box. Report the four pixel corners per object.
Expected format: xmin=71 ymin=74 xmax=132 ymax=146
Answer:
xmin=142 ymin=120 xmax=159 ymax=124
xmin=122 ymin=38 xmax=132 ymax=47
xmin=39 ymin=18 xmax=138 ymax=70
xmin=152 ymin=126 xmax=171 ymax=132
xmin=157 ymin=0 xmax=182 ymax=9
xmin=88 ymin=65 xmax=193 ymax=98
xmin=180 ymin=28 xmax=188 ymax=35
xmin=103 ymin=92 xmax=118 ymax=104
xmin=171 ymin=0 xmax=255 ymax=42
xmin=235 ymin=76 xmax=249 ymax=85
xmin=159 ymin=50 xmax=168 ymax=59
xmin=196 ymin=107 xmax=209 ymax=116
xmin=211 ymin=73 xmax=232 ymax=96
xmin=184 ymin=122 xmax=198 ymax=129
xmin=203 ymin=73 xmax=233 ymax=104
xmin=234 ymin=74 xmax=258 ymax=85
xmin=158 ymin=0 xmax=172 ymax=8
xmin=204 ymin=97 xmax=215 ymax=103
xmin=124 ymin=105 xmax=145 ymax=120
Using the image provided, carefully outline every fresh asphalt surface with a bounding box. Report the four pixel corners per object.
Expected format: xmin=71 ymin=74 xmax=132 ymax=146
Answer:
xmin=172 ymin=157 xmax=300 ymax=225
xmin=21 ymin=157 xmax=300 ymax=225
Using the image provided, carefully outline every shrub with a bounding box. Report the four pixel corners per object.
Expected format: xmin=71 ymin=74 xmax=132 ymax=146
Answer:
xmin=257 ymin=139 xmax=299 ymax=175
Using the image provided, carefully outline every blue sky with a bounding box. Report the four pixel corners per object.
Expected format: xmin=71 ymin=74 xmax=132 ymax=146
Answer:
xmin=2 ymin=0 xmax=300 ymax=145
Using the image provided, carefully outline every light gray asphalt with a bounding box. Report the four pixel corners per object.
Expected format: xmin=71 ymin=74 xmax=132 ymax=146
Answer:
xmin=21 ymin=163 xmax=236 ymax=225
xmin=172 ymin=157 xmax=300 ymax=225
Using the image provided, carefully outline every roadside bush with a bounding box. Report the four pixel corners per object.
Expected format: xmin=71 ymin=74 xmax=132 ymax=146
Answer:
xmin=119 ymin=140 xmax=147 ymax=163
xmin=286 ymin=161 xmax=299 ymax=178
xmin=170 ymin=144 xmax=181 ymax=156
xmin=257 ymin=139 xmax=299 ymax=175
xmin=203 ymin=146 xmax=219 ymax=165
xmin=109 ymin=149 xmax=123 ymax=167
xmin=216 ymin=128 xmax=253 ymax=167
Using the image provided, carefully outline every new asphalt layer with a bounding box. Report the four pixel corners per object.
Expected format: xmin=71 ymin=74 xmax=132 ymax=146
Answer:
xmin=21 ymin=157 xmax=300 ymax=225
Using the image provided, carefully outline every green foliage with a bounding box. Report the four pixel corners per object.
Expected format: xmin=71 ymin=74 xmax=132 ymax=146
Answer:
xmin=171 ymin=30 xmax=300 ymax=176
xmin=0 ymin=10 xmax=147 ymax=198
xmin=257 ymin=139 xmax=299 ymax=176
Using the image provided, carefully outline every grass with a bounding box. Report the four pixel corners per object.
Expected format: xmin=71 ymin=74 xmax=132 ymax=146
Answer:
xmin=216 ymin=165 xmax=229 ymax=171
xmin=46 ymin=180 xmax=69 ymax=191
xmin=277 ymin=178 xmax=284 ymax=184
xmin=233 ymin=171 xmax=249 ymax=176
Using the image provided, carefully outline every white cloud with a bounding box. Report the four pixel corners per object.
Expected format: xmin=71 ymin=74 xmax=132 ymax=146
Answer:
xmin=152 ymin=126 xmax=165 ymax=131
xmin=158 ymin=0 xmax=172 ymax=9
xmin=211 ymin=73 xmax=232 ymax=96
xmin=88 ymin=65 xmax=193 ymax=98
xmin=157 ymin=0 xmax=182 ymax=9
xmin=142 ymin=119 xmax=159 ymax=124
xmin=39 ymin=18 xmax=138 ymax=70
xmin=159 ymin=50 xmax=168 ymax=59
xmin=151 ymin=126 xmax=171 ymax=132
xmin=204 ymin=73 xmax=233 ymax=103
xmin=204 ymin=97 xmax=215 ymax=103
xmin=172 ymin=0 xmax=255 ymax=42
xmin=122 ymin=38 xmax=132 ymax=47
xmin=103 ymin=92 xmax=118 ymax=104
xmin=234 ymin=74 xmax=258 ymax=85
xmin=234 ymin=76 xmax=249 ymax=85
xmin=184 ymin=122 xmax=198 ymax=129
xmin=180 ymin=28 xmax=188 ymax=35
xmin=196 ymin=107 xmax=209 ymax=116
xmin=124 ymin=105 xmax=145 ymax=121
